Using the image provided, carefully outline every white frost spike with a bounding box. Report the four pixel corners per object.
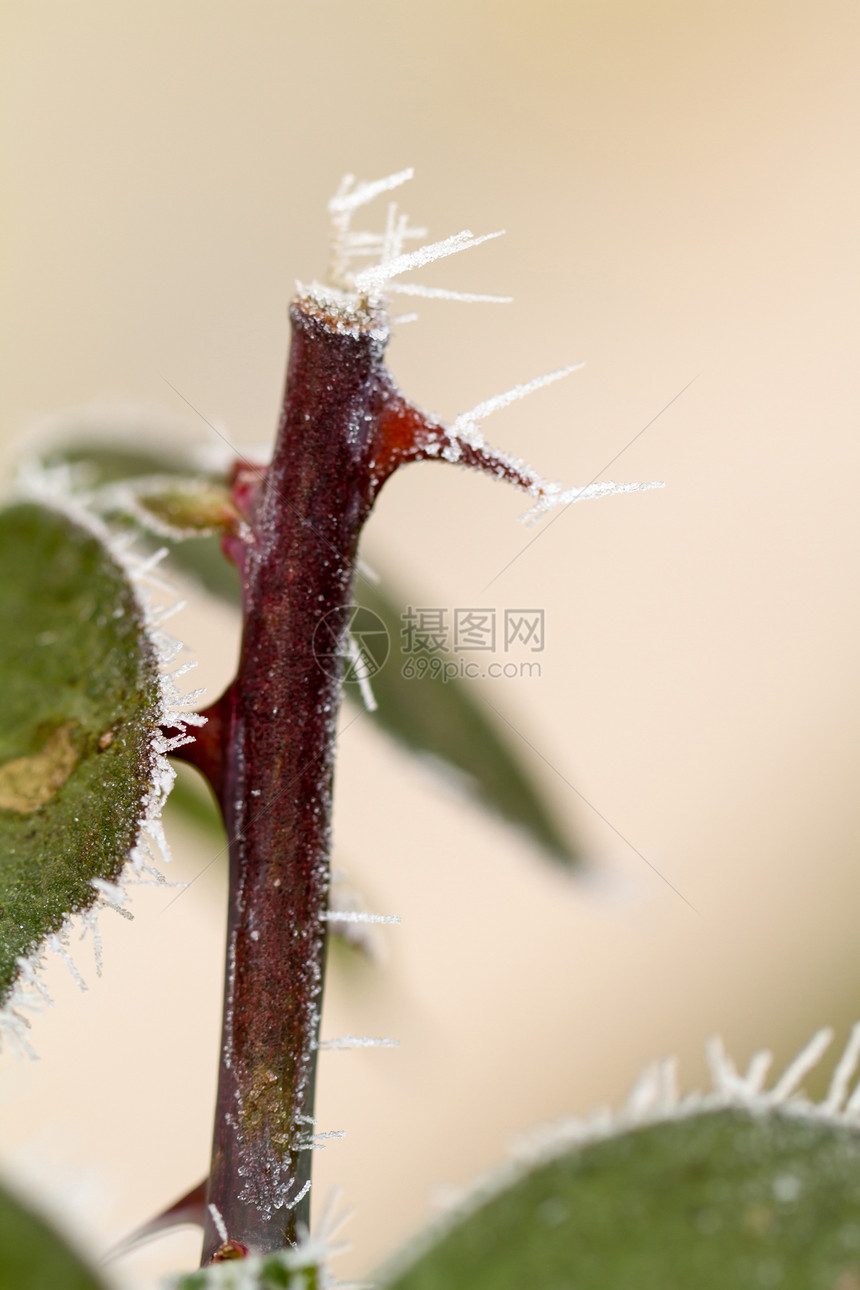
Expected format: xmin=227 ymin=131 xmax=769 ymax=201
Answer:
xmin=148 ymin=598 xmax=187 ymax=628
xmin=329 ymin=168 xmax=414 ymax=217
xmin=354 ymin=228 xmax=504 ymax=294
xmin=285 ymin=1179 xmax=312 ymax=1211
xmin=742 ymin=1048 xmax=773 ymax=1096
xmin=453 ymin=363 xmax=585 ymax=437
xmin=705 ymin=1035 xmax=742 ymax=1097
xmin=329 ymin=169 xmax=414 ymax=289
xmin=520 ymin=479 xmax=665 ymax=527
xmin=14 ymin=956 xmax=52 ymax=1008
xmin=0 ymin=1016 xmax=36 ymax=1061
xmin=825 ymin=1022 xmax=860 ymax=1112
xmin=320 ymin=168 xmax=515 ymax=317
xmin=309 ymin=1187 xmax=355 ymax=1258
xmin=297 ymin=1129 xmax=347 ymax=1151
xmin=657 ymin=1057 xmax=678 ymax=1111
xmin=321 ymin=910 xmax=401 ymax=925
xmin=127 ymin=544 xmax=171 ymax=582
xmin=770 ymin=1027 xmax=834 ymax=1103
xmin=845 ymin=1076 xmax=860 ymax=1117
xmin=346 ymin=633 xmax=377 ymax=713
xmin=625 ymin=1063 xmax=662 ymax=1118
xmin=208 ymin=1203 xmax=228 ymax=1244
xmin=387 ymin=283 xmax=512 ymax=304
xmin=319 ymin=1035 xmax=400 ymax=1050
xmin=90 ymin=876 xmax=133 ymax=920
xmin=44 ymin=933 xmax=87 ymax=992
xmin=356 ymin=557 xmax=380 ymax=584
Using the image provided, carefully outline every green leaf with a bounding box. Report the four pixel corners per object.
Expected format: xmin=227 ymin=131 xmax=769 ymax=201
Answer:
xmin=0 ymin=501 xmax=163 ymax=1041
xmin=0 ymin=1175 xmax=109 ymax=1290
xmin=383 ymin=1105 xmax=860 ymax=1289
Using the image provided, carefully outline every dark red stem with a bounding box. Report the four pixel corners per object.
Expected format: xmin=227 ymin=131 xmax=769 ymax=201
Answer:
xmin=200 ymin=300 xmax=386 ymax=1260
xmin=193 ymin=294 xmax=551 ymax=1262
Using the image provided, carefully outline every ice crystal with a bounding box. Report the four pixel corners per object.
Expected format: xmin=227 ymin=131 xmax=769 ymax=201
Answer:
xmin=301 ymin=170 xmax=665 ymax=526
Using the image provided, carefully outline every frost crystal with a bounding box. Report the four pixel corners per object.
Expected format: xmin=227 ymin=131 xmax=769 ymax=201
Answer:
xmin=318 ymin=1035 xmax=400 ymax=1051
xmin=304 ymin=168 xmax=513 ymax=319
xmin=303 ymin=170 xmax=664 ymax=524
xmin=321 ymin=910 xmax=401 ymax=925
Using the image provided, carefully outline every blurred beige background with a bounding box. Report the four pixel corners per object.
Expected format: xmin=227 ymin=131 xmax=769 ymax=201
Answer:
xmin=2 ymin=1 xmax=860 ymax=1285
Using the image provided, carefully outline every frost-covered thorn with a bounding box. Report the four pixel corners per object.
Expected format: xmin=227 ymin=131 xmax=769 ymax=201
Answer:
xmin=369 ymin=393 xmax=548 ymax=499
